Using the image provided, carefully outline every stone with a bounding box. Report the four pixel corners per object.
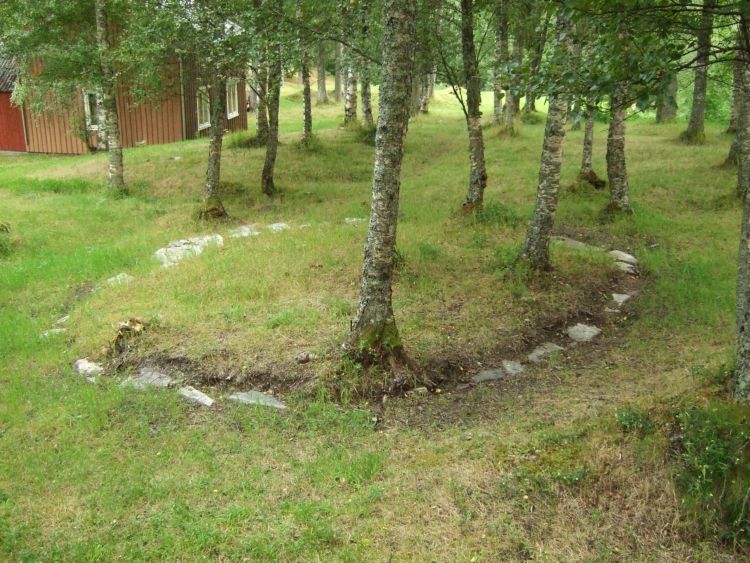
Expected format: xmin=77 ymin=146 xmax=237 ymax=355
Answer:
xmin=228 ymin=390 xmax=287 ymax=410
xmin=344 ymin=217 xmax=367 ymax=225
xmin=552 ymin=236 xmax=603 ymax=252
xmin=604 ymin=307 xmax=620 ymax=314
xmin=179 ymin=386 xmax=214 ymax=407
xmin=41 ymin=328 xmax=66 ymax=338
xmin=55 ymin=315 xmax=70 ymax=325
xmin=566 ymin=323 xmax=602 ymax=343
xmin=612 ymin=293 xmax=632 ymax=306
xmin=299 ymin=224 xmax=312 ymax=229
xmin=410 ymin=386 xmax=429 ymax=395
xmin=295 ymin=352 xmax=318 ymax=364
xmin=229 ymin=225 xmax=261 ymax=238
xmin=615 ymin=261 xmax=638 ymax=275
xmin=74 ymin=358 xmax=103 ymax=382
xmin=608 ymin=250 xmax=638 ymax=265
xmin=154 ymin=234 xmax=224 ymax=268
xmin=502 ymin=360 xmax=525 ymax=376
xmin=528 ymin=343 xmax=564 ymax=364
xmin=122 ymin=367 xmax=174 ymax=389
xmin=106 ymin=273 xmax=134 ymax=286
xmin=268 ymin=223 xmax=290 ymax=233
xmin=472 ymin=369 xmax=506 ymax=383
xmin=171 ymin=156 xmax=182 ymax=161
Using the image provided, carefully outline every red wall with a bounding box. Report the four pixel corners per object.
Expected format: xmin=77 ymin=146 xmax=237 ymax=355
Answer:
xmin=0 ymin=92 xmax=26 ymax=152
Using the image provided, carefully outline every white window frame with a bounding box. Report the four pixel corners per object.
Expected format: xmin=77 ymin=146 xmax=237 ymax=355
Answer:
xmin=226 ymin=80 xmax=239 ymax=119
xmin=197 ymin=87 xmax=211 ymax=131
xmin=83 ymin=91 xmax=101 ymax=131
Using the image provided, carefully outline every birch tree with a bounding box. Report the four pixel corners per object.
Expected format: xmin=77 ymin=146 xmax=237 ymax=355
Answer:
xmin=522 ymin=11 xmax=573 ymax=270
xmin=344 ymin=0 xmax=416 ymax=381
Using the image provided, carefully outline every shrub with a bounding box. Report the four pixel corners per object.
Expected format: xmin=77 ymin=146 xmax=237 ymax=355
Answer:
xmin=674 ymin=402 xmax=750 ymax=544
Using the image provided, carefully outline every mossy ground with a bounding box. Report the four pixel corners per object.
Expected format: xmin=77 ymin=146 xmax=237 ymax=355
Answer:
xmin=0 ymin=79 xmax=747 ymax=559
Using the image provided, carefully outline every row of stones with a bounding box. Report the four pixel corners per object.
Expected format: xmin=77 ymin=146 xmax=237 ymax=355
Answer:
xmin=73 ymin=362 xmax=287 ymax=410
xmin=466 ymin=238 xmax=639 ymax=386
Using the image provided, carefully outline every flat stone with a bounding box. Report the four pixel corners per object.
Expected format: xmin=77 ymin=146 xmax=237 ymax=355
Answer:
xmin=122 ymin=367 xmax=174 ymax=389
xmin=41 ymin=328 xmax=66 ymax=338
xmin=228 ymin=390 xmax=287 ymax=410
xmin=552 ymin=236 xmax=604 ymax=252
xmin=179 ymin=386 xmax=214 ymax=407
xmin=268 ymin=223 xmax=290 ymax=233
xmin=229 ymin=225 xmax=261 ymax=238
xmin=502 ymin=360 xmax=525 ymax=376
xmin=344 ymin=217 xmax=367 ymax=225
xmin=528 ymin=342 xmax=564 ymax=364
xmin=615 ymin=261 xmax=638 ymax=275
xmin=410 ymin=386 xmax=429 ymax=395
xmin=295 ymin=352 xmax=318 ymax=364
xmin=154 ymin=234 xmax=224 ymax=268
xmin=604 ymin=307 xmax=620 ymax=314
xmin=472 ymin=369 xmax=506 ymax=383
xmin=608 ymin=250 xmax=637 ymax=265
xmin=612 ymin=293 xmax=632 ymax=306
xmin=74 ymin=359 xmax=102 ymax=382
xmin=55 ymin=315 xmax=70 ymax=325
xmin=566 ymin=323 xmax=602 ymax=343
xmin=106 ymin=272 xmax=134 ymax=286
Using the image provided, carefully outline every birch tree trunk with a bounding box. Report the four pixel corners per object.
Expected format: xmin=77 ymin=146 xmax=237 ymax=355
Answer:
xmin=419 ymin=70 xmax=436 ymax=113
xmin=262 ymin=52 xmax=282 ymax=195
xmin=344 ymin=0 xmax=416 ymax=376
xmin=522 ymin=94 xmax=567 ymax=269
xmin=493 ymin=0 xmax=508 ymax=125
xmin=682 ymin=0 xmax=715 ymax=144
xmin=317 ymin=41 xmax=328 ymax=104
xmin=730 ymin=30 xmax=743 ymax=133
xmin=255 ymin=64 xmax=269 ymax=142
xmin=606 ymin=89 xmax=632 ymax=213
xmin=297 ymin=0 xmax=312 ymax=145
xmin=655 ymin=74 xmax=678 ymax=123
xmin=577 ymin=107 xmax=605 ymax=189
xmin=199 ymin=77 xmax=228 ymax=219
xmin=334 ymin=42 xmax=343 ymax=102
xmin=734 ymin=21 xmax=750 ymax=399
xmin=522 ymin=15 xmax=571 ymax=270
xmin=361 ymin=70 xmax=374 ymax=127
xmin=94 ymin=0 xmax=125 ymax=194
xmin=461 ymin=0 xmax=487 ymax=211
xmin=344 ymin=64 xmax=358 ymax=124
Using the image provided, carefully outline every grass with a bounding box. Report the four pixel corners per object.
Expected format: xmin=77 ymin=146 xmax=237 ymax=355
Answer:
xmin=0 ymin=76 xmax=748 ymax=559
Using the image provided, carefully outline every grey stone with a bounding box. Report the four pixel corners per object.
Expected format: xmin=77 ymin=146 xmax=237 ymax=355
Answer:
xmin=299 ymin=224 xmax=312 ymax=229
xmin=502 ymin=360 xmax=525 ymax=376
xmin=268 ymin=223 xmax=290 ymax=233
xmin=295 ymin=352 xmax=318 ymax=364
xmin=41 ymin=328 xmax=66 ymax=338
xmin=55 ymin=315 xmax=70 ymax=325
xmin=229 ymin=225 xmax=261 ymax=238
xmin=612 ymin=293 xmax=632 ymax=306
xmin=154 ymin=234 xmax=224 ymax=268
xmin=528 ymin=343 xmax=564 ymax=364
xmin=615 ymin=261 xmax=638 ymax=275
xmin=74 ymin=358 xmax=103 ymax=376
xmin=179 ymin=386 xmax=214 ymax=407
xmin=106 ymin=273 xmax=135 ymax=286
xmin=122 ymin=367 xmax=174 ymax=390
xmin=608 ymin=250 xmax=637 ymax=265
xmin=410 ymin=386 xmax=429 ymax=395
xmin=566 ymin=323 xmax=602 ymax=343
xmin=552 ymin=236 xmax=604 ymax=252
xmin=228 ymin=390 xmax=287 ymax=410
xmin=604 ymin=307 xmax=620 ymax=314
xmin=344 ymin=217 xmax=367 ymax=225
xmin=472 ymin=369 xmax=506 ymax=383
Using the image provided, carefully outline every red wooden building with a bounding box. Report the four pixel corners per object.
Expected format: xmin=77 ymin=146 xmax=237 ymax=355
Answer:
xmin=0 ymin=57 xmax=247 ymax=155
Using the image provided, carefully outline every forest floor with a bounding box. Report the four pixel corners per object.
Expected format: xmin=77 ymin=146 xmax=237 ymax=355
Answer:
xmin=1 ymin=82 xmax=747 ymax=561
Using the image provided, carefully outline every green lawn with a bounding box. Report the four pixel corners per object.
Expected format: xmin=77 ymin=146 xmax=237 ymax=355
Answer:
xmin=1 ymin=80 xmax=747 ymax=560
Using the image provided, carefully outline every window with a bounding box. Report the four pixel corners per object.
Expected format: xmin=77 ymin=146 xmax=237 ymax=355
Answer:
xmin=226 ymin=80 xmax=239 ymax=119
xmin=197 ymin=87 xmax=211 ymax=131
xmin=83 ymin=92 xmax=101 ymax=130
